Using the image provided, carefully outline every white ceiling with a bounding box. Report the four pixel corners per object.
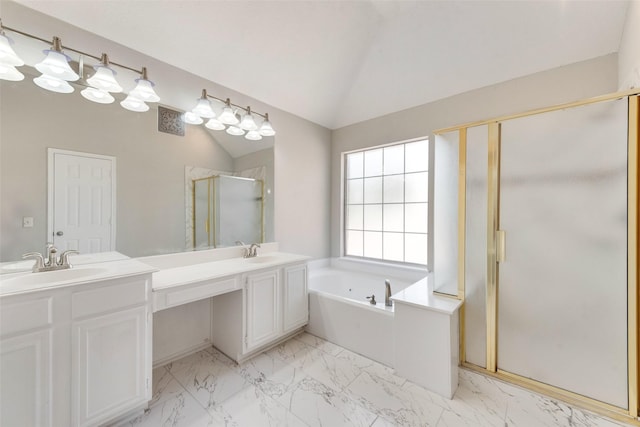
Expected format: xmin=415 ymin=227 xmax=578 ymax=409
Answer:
xmin=10 ymin=0 xmax=630 ymax=130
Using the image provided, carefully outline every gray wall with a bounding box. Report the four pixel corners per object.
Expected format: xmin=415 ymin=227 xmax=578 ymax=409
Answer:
xmin=0 ymin=2 xmax=333 ymax=261
xmin=330 ymin=54 xmax=619 ymax=258
xmin=619 ymin=0 xmax=640 ymax=89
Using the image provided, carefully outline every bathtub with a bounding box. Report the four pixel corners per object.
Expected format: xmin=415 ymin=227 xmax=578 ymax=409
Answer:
xmin=307 ymin=261 xmax=425 ymax=366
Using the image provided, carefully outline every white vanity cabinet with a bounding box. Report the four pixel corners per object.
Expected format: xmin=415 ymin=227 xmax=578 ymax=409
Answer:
xmin=211 ymin=261 xmax=308 ymax=362
xmin=0 ymin=267 xmax=153 ymax=427
xmin=245 ymin=269 xmax=281 ymax=351
xmin=71 ymin=276 xmax=152 ymax=427
xmin=282 ymin=263 xmax=308 ymax=333
xmin=0 ymin=292 xmax=58 ymax=427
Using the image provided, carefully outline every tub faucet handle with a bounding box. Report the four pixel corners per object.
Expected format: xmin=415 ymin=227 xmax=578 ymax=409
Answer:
xmin=367 ymin=294 xmax=377 ymax=305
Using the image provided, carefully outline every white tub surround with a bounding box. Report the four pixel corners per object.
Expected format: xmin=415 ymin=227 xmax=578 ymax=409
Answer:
xmin=307 ymin=263 xmax=418 ymax=366
xmin=0 ymin=258 xmax=156 ymax=427
xmin=141 ymin=245 xmax=310 ymax=366
xmin=393 ymin=276 xmax=462 ymax=399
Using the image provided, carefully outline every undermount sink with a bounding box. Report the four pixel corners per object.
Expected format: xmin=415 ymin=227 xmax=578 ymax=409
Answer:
xmin=0 ymin=267 xmax=108 ymax=288
xmin=244 ymin=255 xmax=281 ymax=264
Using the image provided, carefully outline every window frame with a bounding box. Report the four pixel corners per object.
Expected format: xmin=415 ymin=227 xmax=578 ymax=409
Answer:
xmin=341 ymin=136 xmax=432 ymax=269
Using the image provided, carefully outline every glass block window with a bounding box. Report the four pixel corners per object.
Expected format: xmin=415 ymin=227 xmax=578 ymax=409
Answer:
xmin=344 ymin=139 xmax=429 ymax=265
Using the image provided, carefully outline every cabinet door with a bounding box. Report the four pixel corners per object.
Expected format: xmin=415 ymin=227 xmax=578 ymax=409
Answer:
xmin=72 ymin=306 xmax=149 ymax=427
xmin=245 ymin=270 xmax=281 ymax=352
xmin=283 ymin=264 xmax=308 ymax=333
xmin=0 ymin=329 xmax=53 ymax=427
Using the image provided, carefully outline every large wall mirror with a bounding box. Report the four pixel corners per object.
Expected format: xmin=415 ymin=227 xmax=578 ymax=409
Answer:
xmin=0 ymin=69 xmax=275 ymax=263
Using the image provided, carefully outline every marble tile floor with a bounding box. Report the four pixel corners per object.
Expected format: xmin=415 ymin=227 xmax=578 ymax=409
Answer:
xmin=119 ymin=332 xmax=636 ymax=427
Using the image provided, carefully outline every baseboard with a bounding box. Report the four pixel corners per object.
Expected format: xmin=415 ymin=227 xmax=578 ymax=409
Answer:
xmin=152 ymin=341 xmax=213 ymax=368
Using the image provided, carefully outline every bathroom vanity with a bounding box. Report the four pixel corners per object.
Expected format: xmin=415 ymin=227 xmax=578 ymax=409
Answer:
xmin=0 ymin=246 xmax=309 ymax=427
xmin=0 ymin=259 xmax=155 ymax=427
xmin=148 ymin=249 xmax=309 ymax=363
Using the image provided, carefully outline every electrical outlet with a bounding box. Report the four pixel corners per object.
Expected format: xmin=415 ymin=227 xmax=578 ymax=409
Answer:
xmin=23 ymin=217 xmax=34 ymax=228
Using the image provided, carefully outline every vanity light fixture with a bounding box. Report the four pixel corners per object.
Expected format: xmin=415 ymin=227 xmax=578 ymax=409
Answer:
xmin=184 ymin=90 xmax=276 ymax=140
xmin=86 ymin=53 xmax=122 ymax=93
xmin=218 ymin=99 xmax=240 ymax=126
xmin=0 ymin=20 xmax=25 ymax=81
xmin=190 ymin=89 xmax=216 ymax=118
xmin=35 ymin=36 xmax=79 ymax=82
xmin=0 ymin=21 xmax=160 ymax=111
xmin=81 ymin=87 xmax=115 ymax=104
xmin=183 ymin=111 xmax=204 ymax=125
xmin=226 ymin=125 xmax=245 ymax=136
xmin=120 ymin=93 xmax=149 ymax=112
xmin=128 ymin=67 xmax=160 ymax=103
xmin=205 ymin=118 xmax=226 ymax=131
xmin=245 ymin=130 xmax=262 ymax=141
xmin=239 ymin=106 xmax=258 ymax=131
xmin=258 ymin=113 xmax=276 ymax=136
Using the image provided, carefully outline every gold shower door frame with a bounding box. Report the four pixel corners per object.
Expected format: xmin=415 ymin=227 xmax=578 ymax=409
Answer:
xmin=434 ymin=90 xmax=640 ymax=423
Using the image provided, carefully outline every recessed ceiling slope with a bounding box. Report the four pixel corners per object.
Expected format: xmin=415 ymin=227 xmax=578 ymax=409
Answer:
xmin=9 ymin=0 xmax=629 ymax=129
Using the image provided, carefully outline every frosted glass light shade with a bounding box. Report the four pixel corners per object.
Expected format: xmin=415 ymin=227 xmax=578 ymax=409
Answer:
xmin=205 ymin=118 xmax=226 ymax=130
xmin=35 ymin=50 xmax=79 ymax=81
xmin=0 ymin=34 xmax=24 ymax=66
xmin=226 ymin=125 xmax=244 ymax=136
xmin=218 ymin=106 xmax=239 ymax=125
xmin=87 ymin=65 xmax=122 ymax=93
xmin=81 ymin=87 xmax=115 ymax=104
xmin=258 ymin=118 xmax=275 ymax=136
xmin=183 ymin=111 xmax=203 ymax=125
xmin=33 ymin=74 xmax=74 ymax=93
xmin=0 ymin=64 xmax=24 ymax=81
xmin=120 ymin=94 xmax=149 ymax=112
xmin=192 ymin=98 xmax=215 ymax=118
xmin=239 ymin=112 xmax=258 ymax=131
xmin=129 ymin=78 xmax=160 ymax=102
xmin=245 ymin=130 xmax=262 ymax=141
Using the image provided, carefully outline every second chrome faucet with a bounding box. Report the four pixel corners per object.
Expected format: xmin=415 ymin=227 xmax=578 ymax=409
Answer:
xmin=235 ymin=241 xmax=261 ymax=258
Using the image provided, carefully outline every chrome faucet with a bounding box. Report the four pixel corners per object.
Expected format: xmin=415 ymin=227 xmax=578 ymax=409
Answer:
xmin=385 ymin=279 xmax=393 ymax=307
xmin=22 ymin=243 xmax=78 ymax=272
xmin=235 ymin=241 xmax=260 ymax=258
xmin=248 ymin=243 xmax=261 ymax=258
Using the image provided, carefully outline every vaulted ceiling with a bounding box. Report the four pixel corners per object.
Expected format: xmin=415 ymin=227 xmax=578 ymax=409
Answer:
xmin=9 ymin=0 xmax=630 ymax=129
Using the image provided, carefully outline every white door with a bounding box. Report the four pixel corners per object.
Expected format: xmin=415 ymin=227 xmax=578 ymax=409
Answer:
xmin=245 ymin=270 xmax=280 ymax=352
xmin=49 ymin=149 xmax=115 ymax=253
xmin=283 ymin=264 xmax=308 ymax=333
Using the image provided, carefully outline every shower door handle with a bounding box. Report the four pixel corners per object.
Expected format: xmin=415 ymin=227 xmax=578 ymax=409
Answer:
xmin=496 ymin=230 xmax=506 ymax=263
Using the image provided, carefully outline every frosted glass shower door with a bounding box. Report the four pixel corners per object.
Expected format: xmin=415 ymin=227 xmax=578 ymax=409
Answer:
xmin=497 ymin=99 xmax=628 ymax=408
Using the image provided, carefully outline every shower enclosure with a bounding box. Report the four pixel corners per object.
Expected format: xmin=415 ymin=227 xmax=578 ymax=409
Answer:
xmin=433 ymin=92 xmax=640 ymax=422
xmin=192 ymin=175 xmax=264 ymax=249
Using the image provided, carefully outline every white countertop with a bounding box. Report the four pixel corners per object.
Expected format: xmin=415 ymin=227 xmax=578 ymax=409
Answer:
xmin=152 ymin=252 xmax=311 ymax=290
xmin=0 ymin=258 xmax=157 ymax=297
xmin=391 ymin=276 xmax=462 ymax=315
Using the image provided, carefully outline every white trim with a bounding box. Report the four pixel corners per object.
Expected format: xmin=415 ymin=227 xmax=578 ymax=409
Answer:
xmin=341 ymin=135 xmax=430 ymax=156
xmin=47 ymin=148 xmax=117 ymax=251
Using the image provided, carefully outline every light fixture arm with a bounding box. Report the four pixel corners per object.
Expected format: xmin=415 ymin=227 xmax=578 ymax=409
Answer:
xmin=0 ymin=21 xmax=146 ymax=75
xmin=206 ymin=95 xmax=269 ymax=119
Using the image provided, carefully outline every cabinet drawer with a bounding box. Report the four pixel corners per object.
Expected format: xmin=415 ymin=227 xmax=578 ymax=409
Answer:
xmin=1 ymin=297 xmax=53 ymax=336
xmin=155 ymin=277 xmax=240 ymax=311
xmin=72 ymin=278 xmax=148 ymax=319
